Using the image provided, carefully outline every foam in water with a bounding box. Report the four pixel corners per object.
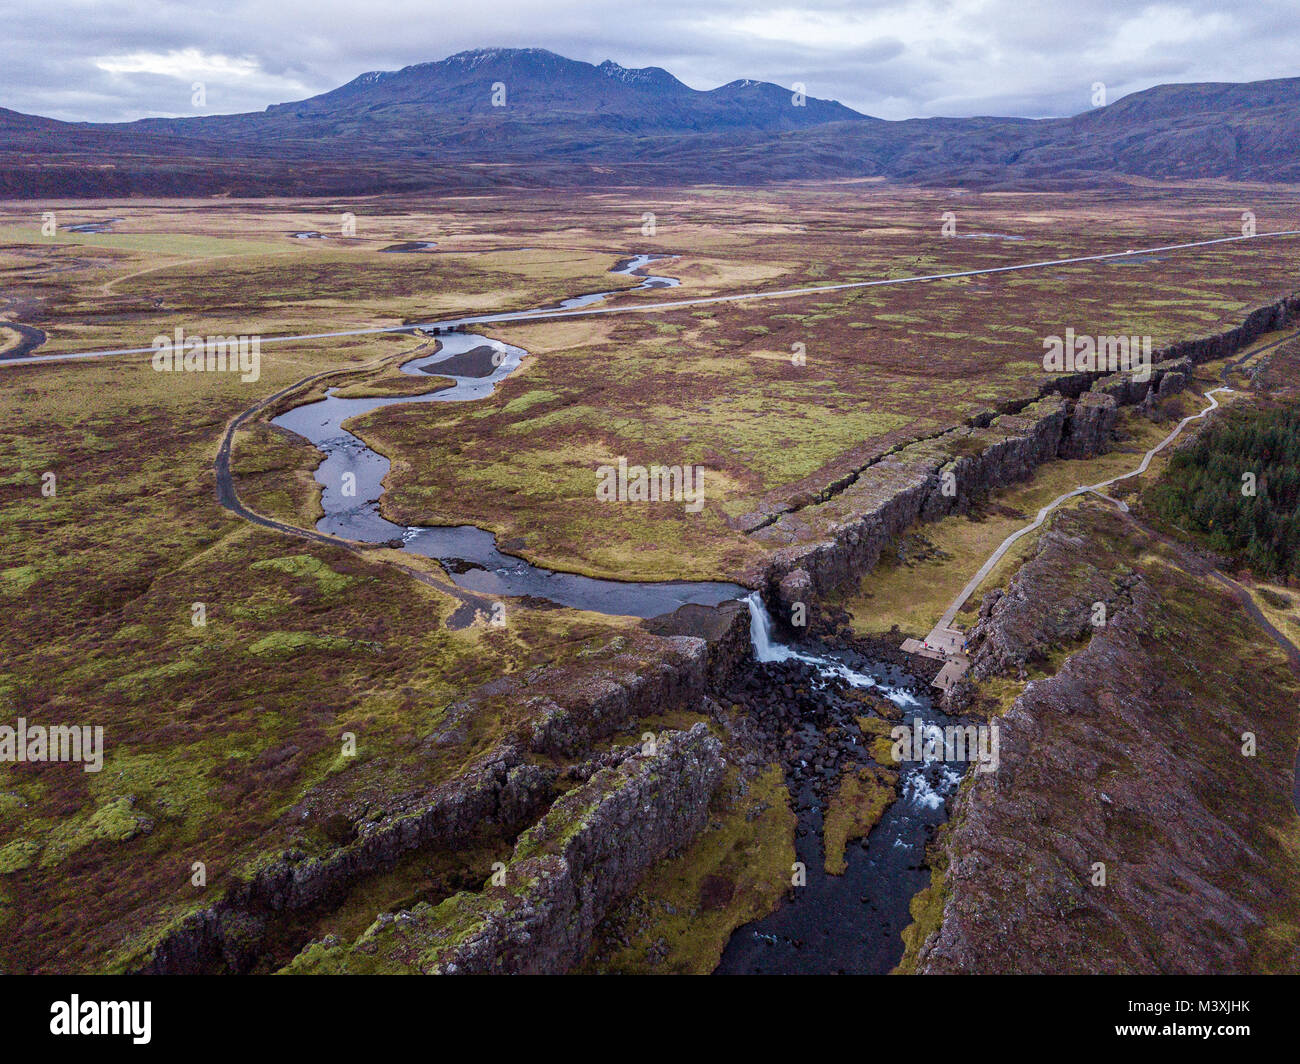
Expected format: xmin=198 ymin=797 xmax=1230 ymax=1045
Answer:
xmin=902 ymin=764 xmax=963 ymax=809
xmin=745 ymin=592 xmax=918 ymax=706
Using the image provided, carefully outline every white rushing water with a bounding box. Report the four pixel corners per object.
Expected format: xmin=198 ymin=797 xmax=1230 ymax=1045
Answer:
xmin=727 ymin=596 xmax=977 ymax=972
xmin=745 ymin=592 xmax=919 ymax=707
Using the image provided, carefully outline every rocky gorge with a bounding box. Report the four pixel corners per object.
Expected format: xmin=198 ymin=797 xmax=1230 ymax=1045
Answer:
xmin=125 ymin=293 xmax=1300 ymax=976
xmin=755 ymin=292 xmax=1299 ymax=632
xmin=902 ymin=506 xmax=1300 ymax=973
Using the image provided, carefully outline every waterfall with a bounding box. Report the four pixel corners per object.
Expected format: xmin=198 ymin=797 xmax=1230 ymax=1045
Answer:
xmin=746 ymin=590 xmax=795 ymax=664
xmin=744 ymin=591 xmax=918 ymax=706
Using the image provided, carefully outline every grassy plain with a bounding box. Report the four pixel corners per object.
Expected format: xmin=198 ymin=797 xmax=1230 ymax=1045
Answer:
xmin=2 ymin=181 xmax=1299 ymax=971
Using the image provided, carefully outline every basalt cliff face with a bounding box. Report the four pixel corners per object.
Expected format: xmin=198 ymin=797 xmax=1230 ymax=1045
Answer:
xmin=758 ymin=396 xmax=1069 ymax=613
xmin=753 ymin=294 xmax=1300 ymax=629
xmin=127 ymin=295 xmax=1298 ymax=976
xmin=908 ymin=507 xmax=1300 ymax=974
xmin=286 ymin=724 xmax=726 ymax=974
xmin=131 ymin=611 xmax=752 ymax=975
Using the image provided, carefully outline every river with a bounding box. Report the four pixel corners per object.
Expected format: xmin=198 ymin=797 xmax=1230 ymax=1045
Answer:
xmin=714 ymin=595 xmax=969 ymax=974
xmin=269 ymin=253 xmax=967 ymax=969
xmin=271 ymin=254 xmax=746 ymax=617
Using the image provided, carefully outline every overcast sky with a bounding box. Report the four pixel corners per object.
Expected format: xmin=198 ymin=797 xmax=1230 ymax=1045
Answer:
xmin=8 ymin=0 xmax=1297 ymax=124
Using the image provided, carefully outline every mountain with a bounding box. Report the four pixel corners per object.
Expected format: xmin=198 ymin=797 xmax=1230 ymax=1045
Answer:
xmin=102 ymin=46 xmax=866 ymax=163
xmin=2 ymin=49 xmax=1298 ymax=196
xmin=253 ymin=48 xmax=864 ymax=131
xmin=1028 ymin=77 xmax=1300 ymax=181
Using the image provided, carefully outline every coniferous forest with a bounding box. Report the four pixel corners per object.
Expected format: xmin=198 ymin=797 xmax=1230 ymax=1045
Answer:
xmin=1146 ymin=403 xmax=1300 ymax=579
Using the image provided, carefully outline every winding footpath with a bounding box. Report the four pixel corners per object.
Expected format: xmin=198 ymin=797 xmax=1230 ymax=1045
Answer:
xmin=933 ymin=385 xmax=1234 ymax=636
xmin=935 ymin=324 xmax=1300 ymax=635
xmin=916 ymin=324 xmax=1300 ymax=691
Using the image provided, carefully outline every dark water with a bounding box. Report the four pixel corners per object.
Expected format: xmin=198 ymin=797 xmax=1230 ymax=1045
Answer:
xmin=64 ymin=218 xmax=121 ymax=234
xmin=435 ymin=253 xmax=679 ymax=328
xmin=0 ymin=321 xmax=48 ymax=361
xmin=1293 ymin=746 xmax=1300 ymax=816
xmin=715 ymin=744 xmax=962 ymax=974
xmin=715 ymin=597 xmax=969 ymax=974
xmin=272 ymin=257 xmax=744 ymax=618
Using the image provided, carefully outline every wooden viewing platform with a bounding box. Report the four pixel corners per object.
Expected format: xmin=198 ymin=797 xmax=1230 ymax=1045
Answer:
xmin=901 ymin=624 xmax=971 ymax=691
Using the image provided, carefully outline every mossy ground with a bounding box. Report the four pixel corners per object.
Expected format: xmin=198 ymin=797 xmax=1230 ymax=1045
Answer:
xmin=0 ymin=319 xmax=635 ymax=973
xmin=822 ymin=763 xmax=899 ymax=875
xmin=580 ymin=763 xmax=796 ymax=974
xmin=3 ymin=186 xmax=1300 ymax=971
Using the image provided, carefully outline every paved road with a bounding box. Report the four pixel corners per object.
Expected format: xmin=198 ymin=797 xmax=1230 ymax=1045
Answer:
xmin=6 ymin=228 xmax=1300 ymax=368
xmin=210 ymin=341 xmax=493 ymax=627
xmin=935 ymin=384 xmax=1234 ymax=631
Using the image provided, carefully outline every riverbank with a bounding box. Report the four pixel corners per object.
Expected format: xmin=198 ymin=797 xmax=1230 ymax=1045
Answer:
xmin=177 ymin=284 xmax=1300 ymax=975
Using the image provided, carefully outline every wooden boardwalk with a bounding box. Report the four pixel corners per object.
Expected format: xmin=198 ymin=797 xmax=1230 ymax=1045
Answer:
xmin=902 ymin=625 xmax=970 ymax=691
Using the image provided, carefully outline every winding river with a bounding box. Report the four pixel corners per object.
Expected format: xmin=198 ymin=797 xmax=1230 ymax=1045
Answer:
xmin=265 ymin=251 xmax=970 ymax=969
xmin=272 ymin=254 xmax=746 ymax=617
xmin=9 ymin=227 xmax=1298 ymax=969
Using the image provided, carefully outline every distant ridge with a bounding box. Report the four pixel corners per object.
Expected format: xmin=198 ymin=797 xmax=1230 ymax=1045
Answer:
xmin=2 ymin=48 xmax=1298 ymax=196
xmin=253 ymin=47 xmax=865 ymax=131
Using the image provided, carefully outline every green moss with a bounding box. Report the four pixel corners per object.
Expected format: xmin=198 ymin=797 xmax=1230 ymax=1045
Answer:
xmin=283 ymin=869 xmax=543 ymax=975
xmin=108 ymin=657 xmax=201 ymax=694
xmin=0 ymin=566 xmax=39 ymax=596
xmin=91 ymin=747 xmax=223 ymax=826
xmin=247 ymin=631 xmax=356 ymax=656
xmin=501 ymin=389 xmax=558 ymax=414
xmin=823 ymin=764 xmax=899 ymax=875
xmin=0 ymin=839 xmax=39 ymax=875
xmin=39 ymin=797 xmax=150 ymax=869
xmin=250 ymin=554 xmax=356 ymax=594
xmin=857 ymin=715 xmax=899 ymax=765
xmin=0 ymin=791 xmax=26 ymax=823
xmin=894 ymin=849 xmax=951 ymax=974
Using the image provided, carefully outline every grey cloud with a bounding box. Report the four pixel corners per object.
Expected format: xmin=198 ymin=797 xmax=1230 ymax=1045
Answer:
xmin=1 ymin=0 xmax=1295 ymax=123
